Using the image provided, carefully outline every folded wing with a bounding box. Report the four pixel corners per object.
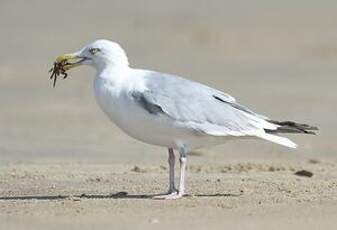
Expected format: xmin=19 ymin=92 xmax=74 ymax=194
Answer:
xmin=132 ymin=71 xmax=297 ymax=148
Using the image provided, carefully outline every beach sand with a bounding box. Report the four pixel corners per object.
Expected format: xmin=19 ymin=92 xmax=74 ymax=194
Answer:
xmin=0 ymin=0 xmax=337 ymax=229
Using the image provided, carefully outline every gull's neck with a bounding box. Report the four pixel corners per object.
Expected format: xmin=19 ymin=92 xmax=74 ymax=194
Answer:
xmin=95 ymin=64 xmax=132 ymax=87
xmin=94 ymin=49 xmax=132 ymax=86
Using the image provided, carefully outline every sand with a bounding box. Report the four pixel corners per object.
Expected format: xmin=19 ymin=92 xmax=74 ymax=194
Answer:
xmin=1 ymin=0 xmax=337 ymax=229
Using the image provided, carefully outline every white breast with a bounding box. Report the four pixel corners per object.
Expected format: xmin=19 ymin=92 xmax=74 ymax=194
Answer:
xmin=94 ymin=76 xmax=176 ymax=147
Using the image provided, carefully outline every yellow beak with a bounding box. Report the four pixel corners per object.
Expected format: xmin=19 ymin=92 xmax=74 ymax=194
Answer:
xmin=55 ymin=53 xmax=86 ymax=71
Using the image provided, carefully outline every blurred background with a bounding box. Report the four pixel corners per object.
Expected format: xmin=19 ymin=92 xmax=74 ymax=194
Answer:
xmin=0 ymin=0 xmax=336 ymax=165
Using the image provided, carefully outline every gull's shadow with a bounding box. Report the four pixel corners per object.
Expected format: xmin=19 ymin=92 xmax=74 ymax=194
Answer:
xmin=0 ymin=191 xmax=241 ymax=201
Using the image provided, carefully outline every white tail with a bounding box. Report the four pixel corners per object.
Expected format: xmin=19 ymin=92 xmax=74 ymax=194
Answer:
xmin=256 ymin=132 xmax=297 ymax=149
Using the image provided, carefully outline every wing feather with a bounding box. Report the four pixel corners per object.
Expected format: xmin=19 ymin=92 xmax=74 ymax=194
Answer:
xmin=134 ymin=71 xmax=277 ymax=136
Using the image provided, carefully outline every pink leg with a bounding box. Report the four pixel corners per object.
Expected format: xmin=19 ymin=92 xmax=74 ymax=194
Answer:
xmin=154 ymin=149 xmax=187 ymax=200
xmin=153 ymin=148 xmax=178 ymax=199
xmin=168 ymin=148 xmax=176 ymax=193
xmin=177 ymin=155 xmax=186 ymax=196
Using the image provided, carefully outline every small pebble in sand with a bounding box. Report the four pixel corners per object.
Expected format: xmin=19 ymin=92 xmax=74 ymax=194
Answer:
xmin=268 ymin=166 xmax=275 ymax=172
xmin=131 ymin=166 xmax=146 ymax=173
xmin=294 ymin=170 xmax=313 ymax=177
xmin=159 ymin=165 xmax=167 ymax=170
xmin=308 ymin=159 xmax=320 ymax=164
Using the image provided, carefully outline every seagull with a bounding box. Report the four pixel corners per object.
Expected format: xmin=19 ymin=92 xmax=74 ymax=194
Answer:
xmin=53 ymin=39 xmax=317 ymax=199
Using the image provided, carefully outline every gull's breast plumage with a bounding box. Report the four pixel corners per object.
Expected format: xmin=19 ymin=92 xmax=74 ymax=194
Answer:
xmin=93 ymin=70 xmax=210 ymax=150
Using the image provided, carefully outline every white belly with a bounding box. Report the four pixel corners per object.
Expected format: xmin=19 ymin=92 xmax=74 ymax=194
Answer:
xmin=94 ymin=78 xmax=226 ymax=151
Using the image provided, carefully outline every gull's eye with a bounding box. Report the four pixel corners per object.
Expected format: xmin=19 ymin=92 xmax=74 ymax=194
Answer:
xmin=89 ymin=48 xmax=101 ymax=55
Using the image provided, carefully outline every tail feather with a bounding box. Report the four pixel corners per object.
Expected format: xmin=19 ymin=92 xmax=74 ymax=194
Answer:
xmin=256 ymin=132 xmax=297 ymax=149
xmin=266 ymin=120 xmax=318 ymax=135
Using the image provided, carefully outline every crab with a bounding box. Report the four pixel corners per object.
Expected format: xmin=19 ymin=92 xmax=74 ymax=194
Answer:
xmin=49 ymin=60 xmax=68 ymax=87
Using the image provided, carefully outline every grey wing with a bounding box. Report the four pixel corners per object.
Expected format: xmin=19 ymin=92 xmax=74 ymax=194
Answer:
xmin=133 ymin=71 xmax=277 ymax=136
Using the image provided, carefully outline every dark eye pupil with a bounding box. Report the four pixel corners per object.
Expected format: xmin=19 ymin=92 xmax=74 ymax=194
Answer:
xmin=90 ymin=48 xmax=100 ymax=54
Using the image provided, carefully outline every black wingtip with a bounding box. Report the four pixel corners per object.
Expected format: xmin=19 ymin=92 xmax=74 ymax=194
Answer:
xmin=266 ymin=120 xmax=318 ymax=135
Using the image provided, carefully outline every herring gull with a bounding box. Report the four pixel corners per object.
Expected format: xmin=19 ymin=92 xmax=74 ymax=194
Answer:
xmin=52 ymin=39 xmax=317 ymax=199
